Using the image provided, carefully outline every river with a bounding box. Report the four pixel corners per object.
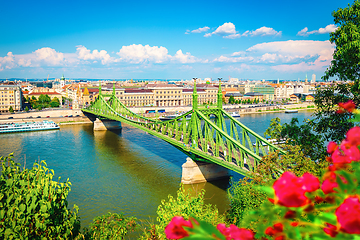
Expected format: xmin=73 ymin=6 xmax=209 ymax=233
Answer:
xmin=0 ymin=110 xmax=314 ymax=230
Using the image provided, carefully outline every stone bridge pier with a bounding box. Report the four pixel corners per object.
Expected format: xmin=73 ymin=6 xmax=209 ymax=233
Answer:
xmin=93 ymin=118 xmax=122 ymax=131
xmin=181 ymin=157 xmax=230 ymax=184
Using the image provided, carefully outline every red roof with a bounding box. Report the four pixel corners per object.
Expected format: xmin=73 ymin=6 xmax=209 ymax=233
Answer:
xmin=29 ymin=92 xmax=61 ymax=95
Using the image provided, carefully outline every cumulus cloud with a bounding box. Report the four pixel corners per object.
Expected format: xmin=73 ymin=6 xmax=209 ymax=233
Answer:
xmin=204 ymin=23 xmax=280 ymax=39
xmin=116 ymin=44 xmax=170 ymax=63
xmin=34 ymin=47 xmax=64 ymax=66
xmin=205 ymin=22 xmax=240 ymax=39
xmin=0 ymin=52 xmax=16 ymax=70
xmin=172 ymin=50 xmax=198 ymax=63
xmin=247 ymin=26 xmax=282 ymax=37
xmin=246 ymin=40 xmax=334 ymax=72
xmin=186 ymin=26 xmax=210 ymax=34
xmin=297 ymin=24 xmax=338 ymax=36
xmin=76 ymin=46 xmax=112 ymax=64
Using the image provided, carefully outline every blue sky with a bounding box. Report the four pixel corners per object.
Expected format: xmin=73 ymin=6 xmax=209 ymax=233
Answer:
xmin=0 ymin=0 xmax=351 ymax=80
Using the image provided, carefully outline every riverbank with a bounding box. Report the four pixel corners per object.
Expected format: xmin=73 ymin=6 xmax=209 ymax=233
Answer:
xmin=0 ymin=102 xmax=315 ymax=125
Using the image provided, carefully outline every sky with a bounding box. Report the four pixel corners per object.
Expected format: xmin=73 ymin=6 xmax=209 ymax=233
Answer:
xmin=0 ymin=0 xmax=352 ymax=80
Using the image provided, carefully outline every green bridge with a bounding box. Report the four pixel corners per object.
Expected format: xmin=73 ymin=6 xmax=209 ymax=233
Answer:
xmin=81 ymin=82 xmax=285 ymax=178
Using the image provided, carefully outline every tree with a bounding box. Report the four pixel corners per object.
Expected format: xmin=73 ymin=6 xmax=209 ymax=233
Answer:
xmin=228 ymin=95 xmax=235 ymax=104
xmin=264 ymin=117 xmax=283 ymax=140
xmin=9 ymin=106 xmax=14 ymax=113
xmin=323 ymin=1 xmax=360 ymax=83
xmin=50 ymin=97 xmax=60 ymax=108
xmin=38 ymin=94 xmax=51 ymax=105
xmin=24 ymin=106 xmax=29 ymax=112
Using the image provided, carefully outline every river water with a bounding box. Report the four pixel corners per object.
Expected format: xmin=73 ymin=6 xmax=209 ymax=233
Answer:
xmin=0 ymin=110 xmax=314 ymax=229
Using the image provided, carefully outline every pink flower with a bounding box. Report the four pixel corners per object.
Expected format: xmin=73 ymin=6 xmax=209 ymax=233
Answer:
xmin=165 ymin=216 xmax=193 ymax=239
xmin=217 ymin=224 xmax=255 ymax=240
xmin=337 ymin=100 xmax=356 ymax=114
xmin=321 ymin=172 xmax=339 ymax=194
xmin=346 ymin=126 xmax=360 ymax=146
xmin=323 ymin=223 xmax=338 ymax=237
xmin=336 ymin=197 xmax=360 ymax=234
xmin=273 ymin=172 xmax=320 ymax=207
xmin=327 ymin=141 xmax=338 ymax=154
xmin=331 ymin=140 xmax=360 ymax=164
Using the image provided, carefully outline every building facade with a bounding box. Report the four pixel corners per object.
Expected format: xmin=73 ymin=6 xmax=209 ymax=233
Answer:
xmin=0 ymin=84 xmax=23 ymax=113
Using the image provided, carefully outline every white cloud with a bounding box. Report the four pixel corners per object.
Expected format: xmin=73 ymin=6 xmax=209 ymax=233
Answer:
xmin=297 ymin=27 xmax=309 ymax=36
xmin=248 ymin=26 xmax=282 ymax=37
xmin=297 ymin=24 xmax=338 ymax=36
xmin=116 ymin=44 xmax=170 ymax=63
xmin=34 ymin=47 xmax=64 ymax=66
xmin=172 ymin=50 xmax=198 ymax=63
xmin=205 ymin=22 xmax=240 ymax=38
xmin=213 ymin=55 xmax=254 ymax=63
xmin=76 ymin=46 xmax=112 ymax=64
xmin=190 ymin=26 xmax=210 ymax=33
xmin=0 ymin=52 xmax=16 ymax=70
xmin=246 ymin=40 xmax=334 ymax=72
xmin=204 ymin=23 xmax=280 ymax=39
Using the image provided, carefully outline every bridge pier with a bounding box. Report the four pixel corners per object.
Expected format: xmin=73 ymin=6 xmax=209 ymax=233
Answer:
xmin=93 ymin=118 xmax=122 ymax=131
xmin=181 ymin=157 xmax=230 ymax=184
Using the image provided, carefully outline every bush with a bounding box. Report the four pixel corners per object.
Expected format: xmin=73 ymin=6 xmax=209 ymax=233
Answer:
xmin=84 ymin=212 xmax=137 ymax=239
xmin=141 ymin=185 xmax=225 ymax=239
xmin=226 ymin=178 xmax=267 ymax=227
xmin=0 ymin=154 xmax=80 ymax=239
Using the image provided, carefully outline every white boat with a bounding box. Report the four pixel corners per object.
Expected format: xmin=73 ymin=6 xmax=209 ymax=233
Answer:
xmin=0 ymin=120 xmax=60 ymax=133
xmin=285 ymin=110 xmax=298 ymax=113
xmin=230 ymin=112 xmax=241 ymax=118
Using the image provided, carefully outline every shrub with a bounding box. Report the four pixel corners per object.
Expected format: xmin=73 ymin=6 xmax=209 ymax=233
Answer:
xmin=0 ymin=154 xmax=80 ymax=239
xmin=142 ymin=185 xmax=225 ymax=239
xmin=84 ymin=212 xmax=137 ymax=239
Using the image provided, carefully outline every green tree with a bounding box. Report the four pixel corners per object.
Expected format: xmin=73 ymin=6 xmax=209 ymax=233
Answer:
xmin=264 ymin=117 xmax=283 ymax=140
xmin=312 ymin=83 xmax=359 ymax=142
xmin=24 ymin=106 xmax=29 ymax=112
xmin=281 ymin=118 xmax=327 ymax=162
xmin=0 ymin=154 xmax=80 ymax=239
xmin=50 ymin=97 xmax=60 ymax=108
xmin=9 ymin=106 xmax=14 ymax=113
xmin=38 ymin=94 xmax=51 ymax=105
xmin=323 ymin=0 xmax=360 ymax=82
xmin=228 ymin=95 xmax=235 ymax=104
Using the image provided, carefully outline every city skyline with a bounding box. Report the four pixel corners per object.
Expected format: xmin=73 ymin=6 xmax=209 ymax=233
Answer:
xmin=0 ymin=0 xmax=351 ymax=80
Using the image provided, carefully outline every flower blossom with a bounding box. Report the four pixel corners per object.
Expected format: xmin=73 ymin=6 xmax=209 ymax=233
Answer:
xmin=323 ymin=223 xmax=338 ymax=237
xmin=217 ymin=224 xmax=254 ymax=240
xmin=337 ymin=100 xmax=356 ymax=114
xmin=272 ymin=172 xmax=320 ymax=207
xmin=165 ymin=216 xmax=193 ymax=239
xmin=321 ymin=172 xmax=339 ymax=194
xmin=336 ymin=196 xmax=360 ymax=234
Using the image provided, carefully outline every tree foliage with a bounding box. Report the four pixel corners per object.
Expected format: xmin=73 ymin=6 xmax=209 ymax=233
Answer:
xmin=312 ymin=83 xmax=359 ymax=142
xmin=0 ymin=154 xmax=80 ymax=239
xmin=8 ymin=106 xmax=14 ymax=113
xmin=323 ymin=0 xmax=360 ymax=82
xmin=264 ymin=117 xmax=283 ymax=140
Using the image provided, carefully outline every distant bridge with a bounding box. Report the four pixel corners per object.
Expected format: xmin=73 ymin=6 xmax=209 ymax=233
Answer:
xmin=82 ymin=82 xmax=285 ymax=177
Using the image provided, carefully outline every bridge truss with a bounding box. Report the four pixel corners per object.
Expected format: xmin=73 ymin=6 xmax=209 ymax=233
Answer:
xmin=82 ymin=82 xmax=285 ymax=177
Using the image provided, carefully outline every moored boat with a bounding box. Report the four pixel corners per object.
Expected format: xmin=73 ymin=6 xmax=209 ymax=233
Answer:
xmin=0 ymin=120 xmax=60 ymax=133
xmin=285 ymin=110 xmax=298 ymax=113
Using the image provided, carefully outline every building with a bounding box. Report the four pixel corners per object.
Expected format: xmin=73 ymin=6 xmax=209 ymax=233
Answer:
xmin=311 ymin=74 xmax=316 ymax=83
xmin=0 ymin=84 xmax=23 ymax=113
